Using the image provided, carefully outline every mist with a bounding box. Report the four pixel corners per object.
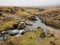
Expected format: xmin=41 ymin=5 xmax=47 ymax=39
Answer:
xmin=0 ymin=0 xmax=60 ymax=6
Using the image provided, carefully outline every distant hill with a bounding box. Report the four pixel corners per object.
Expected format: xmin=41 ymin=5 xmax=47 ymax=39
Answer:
xmin=40 ymin=4 xmax=60 ymax=9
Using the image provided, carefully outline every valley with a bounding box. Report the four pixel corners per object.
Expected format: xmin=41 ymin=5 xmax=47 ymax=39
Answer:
xmin=0 ymin=6 xmax=60 ymax=45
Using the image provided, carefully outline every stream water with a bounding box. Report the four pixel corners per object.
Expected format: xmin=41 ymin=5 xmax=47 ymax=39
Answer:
xmin=0 ymin=16 xmax=55 ymax=40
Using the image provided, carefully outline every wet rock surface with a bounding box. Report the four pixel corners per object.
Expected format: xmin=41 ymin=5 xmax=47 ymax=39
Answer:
xmin=0 ymin=16 xmax=45 ymax=40
xmin=0 ymin=15 xmax=60 ymax=41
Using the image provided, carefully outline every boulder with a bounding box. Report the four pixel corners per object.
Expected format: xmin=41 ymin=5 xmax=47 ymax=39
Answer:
xmin=18 ymin=22 xmax=26 ymax=30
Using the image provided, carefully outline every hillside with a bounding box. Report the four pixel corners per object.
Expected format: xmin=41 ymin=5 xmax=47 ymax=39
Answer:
xmin=39 ymin=7 xmax=60 ymax=29
xmin=0 ymin=6 xmax=44 ymax=31
xmin=0 ymin=6 xmax=60 ymax=45
xmin=0 ymin=28 xmax=60 ymax=45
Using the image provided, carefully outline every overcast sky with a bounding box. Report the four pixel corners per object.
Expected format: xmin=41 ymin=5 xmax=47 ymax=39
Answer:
xmin=0 ymin=0 xmax=60 ymax=6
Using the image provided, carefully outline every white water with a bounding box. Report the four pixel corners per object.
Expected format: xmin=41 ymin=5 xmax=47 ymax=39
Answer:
xmin=24 ymin=16 xmax=46 ymax=30
xmin=14 ymin=16 xmax=60 ymax=37
xmin=0 ymin=16 xmax=60 ymax=40
xmin=7 ymin=16 xmax=47 ymax=36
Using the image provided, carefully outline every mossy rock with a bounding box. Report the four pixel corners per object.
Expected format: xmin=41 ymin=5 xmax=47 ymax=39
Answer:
xmin=18 ymin=22 xmax=26 ymax=30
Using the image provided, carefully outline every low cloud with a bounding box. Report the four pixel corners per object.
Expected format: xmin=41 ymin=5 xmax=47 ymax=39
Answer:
xmin=0 ymin=0 xmax=60 ymax=6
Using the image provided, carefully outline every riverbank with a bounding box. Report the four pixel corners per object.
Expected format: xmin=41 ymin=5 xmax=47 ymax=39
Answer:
xmin=0 ymin=6 xmax=60 ymax=45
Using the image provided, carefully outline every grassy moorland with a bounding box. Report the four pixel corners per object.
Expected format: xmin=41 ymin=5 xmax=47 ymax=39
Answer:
xmin=0 ymin=6 xmax=60 ymax=30
xmin=0 ymin=6 xmax=43 ymax=31
xmin=0 ymin=28 xmax=60 ymax=45
xmin=0 ymin=6 xmax=60 ymax=45
xmin=0 ymin=20 xmax=19 ymax=31
xmin=38 ymin=7 xmax=60 ymax=29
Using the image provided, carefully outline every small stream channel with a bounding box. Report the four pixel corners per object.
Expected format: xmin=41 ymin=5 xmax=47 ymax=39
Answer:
xmin=0 ymin=16 xmax=52 ymax=41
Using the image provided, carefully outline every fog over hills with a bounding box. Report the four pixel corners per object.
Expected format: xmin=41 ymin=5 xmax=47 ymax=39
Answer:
xmin=0 ymin=0 xmax=60 ymax=7
xmin=40 ymin=4 xmax=60 ymax=9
